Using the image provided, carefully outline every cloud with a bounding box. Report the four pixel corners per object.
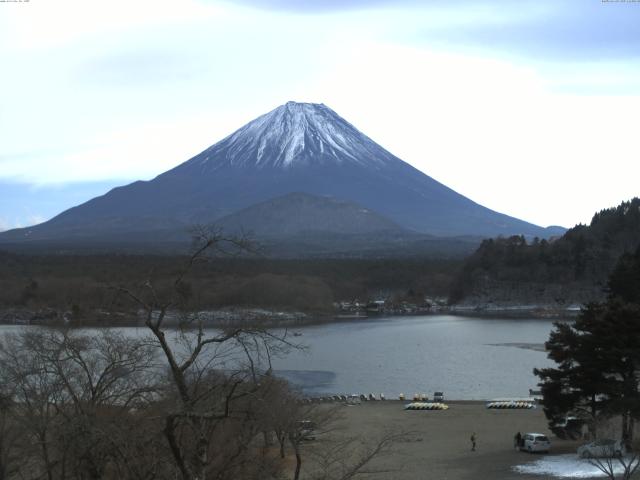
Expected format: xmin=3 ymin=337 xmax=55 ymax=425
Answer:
xmin=0 ymin=180 xmax=128 ymax=230
xmin=0 ymin=112 xmax=254 ymax=184
xmin=0 ymin=217 xmax=25 ymax=232
xmin=0 ymin=0 xmax=638 ymax=230
xmin=27 ymin=214 xmax=46 ymax=226
xmin=225 ymin=0 xmax=421 ymax=13
xmin=1 ymin=0 xmax=223 ymax=51
xmin=237 ymin=0 xmax=640 ymax=63
xmin=76 ymin=50 xmax=205 ymax=87
xmin=428 ymin=1 xmax=640 ymax=61
xmin=299 ymin=42 xmax=640 ymax=227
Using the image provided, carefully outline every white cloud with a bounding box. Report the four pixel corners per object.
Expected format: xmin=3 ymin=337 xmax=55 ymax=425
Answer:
xmin=1 ymin=1 xmax=638 ymax=229
xmin=3 ymin=0 xmax=224 ymax=51
xmin=0 ymin=109 xmax=269 ymax=184
xmin=0 ymin=217 xmax=25 ymax=232
xmin=298 ymin=42 xmax=640 ymax=227
xmin=27 ymin=214 xmax=45 ymax=226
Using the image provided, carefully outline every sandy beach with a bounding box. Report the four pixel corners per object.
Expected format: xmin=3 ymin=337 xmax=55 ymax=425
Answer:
xmin=302 ymin=400 xmax=586 ymax=480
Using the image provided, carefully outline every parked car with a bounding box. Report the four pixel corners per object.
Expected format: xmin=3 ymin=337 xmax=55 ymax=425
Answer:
xmin=433 ymin=391 xmax=445 ymax=402
xmin=551 ymin=415 xmax=585 ymax=440
xmin=577 ymin=439 xmax=625 ymax=458
xmin=521 ymin=433 xmax=551 ymax=453
xmin=297 ymin=420 xmax=317 ymax=441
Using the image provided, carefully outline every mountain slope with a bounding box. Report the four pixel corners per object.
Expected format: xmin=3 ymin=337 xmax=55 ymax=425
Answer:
xmin=449 ymin=198 xmax=640 ymax=306
xmin=215 ymin=192 xmax=403 ymax=237
xmin=0 ymin=101 xmax=561 ymax=247
xmin=211 ymin=192 xmax=482 ymax=257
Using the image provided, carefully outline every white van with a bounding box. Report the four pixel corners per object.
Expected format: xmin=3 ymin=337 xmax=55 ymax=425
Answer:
xmin=521 ymin=433 xmax=551 ymax=453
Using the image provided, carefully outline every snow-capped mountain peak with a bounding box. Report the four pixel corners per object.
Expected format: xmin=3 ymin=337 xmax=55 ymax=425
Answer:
xmin=0 ymin=101 xmax=561 ymax=246
xmin=194 ymin=101 xmax=398 ymax=170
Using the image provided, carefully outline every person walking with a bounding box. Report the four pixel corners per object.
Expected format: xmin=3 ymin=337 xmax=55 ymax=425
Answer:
xmin=514 ymin=431 xmax=522 ymax=450
xmin=470 ymin=432 xmax=477 ymax=451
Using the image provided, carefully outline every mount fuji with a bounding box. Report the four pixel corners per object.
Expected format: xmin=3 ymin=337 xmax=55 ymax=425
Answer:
xmin=0 ymin=102 xmax=563 ymax=252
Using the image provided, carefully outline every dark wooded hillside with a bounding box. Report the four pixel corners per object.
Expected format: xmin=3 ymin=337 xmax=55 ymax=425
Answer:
xmin=450 ymin=198 xmax=640 ymax=306
xmin=0 ymin=252 xmax=460 ymax=320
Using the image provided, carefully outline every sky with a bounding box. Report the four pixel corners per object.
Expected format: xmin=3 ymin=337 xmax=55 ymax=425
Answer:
xmin=1 ymin=0 xmax=639 ymax=231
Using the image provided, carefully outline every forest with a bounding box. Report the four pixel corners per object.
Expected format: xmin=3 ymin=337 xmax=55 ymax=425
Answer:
xmin=0 ymin=245 xmax=460 ymax=325
xmin=450 ymin=198 xmax=640 ymax=306
xmin=0 ymin=235 xmax=402 ymax=479
xmin=3 ymin=198 xmax=640 ymax=324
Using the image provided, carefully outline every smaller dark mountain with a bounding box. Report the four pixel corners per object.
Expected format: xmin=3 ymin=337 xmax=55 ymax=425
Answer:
xmin=206 ymin=192 xmax=480 ymax=258
xmin=251 ymin=230 xmax=480 ymax=259
xmin=543 ymin=225 xmax=569 ymax=237
xmin=214 ymin=192 xmax=480 ymax=258
xmin=0 ymin=102 xmax=565 ymax=251
xmin=450 ymin=198 xmax=640 ymax=306
xmin=215 ymin=192 xmax=403 ymax=236
xmin=0 ymin=191 xmax=481 ymax=258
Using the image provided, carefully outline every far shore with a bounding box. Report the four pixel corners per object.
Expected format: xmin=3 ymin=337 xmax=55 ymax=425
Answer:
xmin=0 ymin=304 xmax=579 ymax=328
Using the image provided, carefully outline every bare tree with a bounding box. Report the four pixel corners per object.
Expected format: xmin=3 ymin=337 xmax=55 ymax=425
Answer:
xmin=0 ymin=330 xmax=67 ymax=480
xmin=275 ymin=398 xmax=406 ymax=480
xmin=0 ymin=392 xmax=20 ymax=480
xmin=306 ymin=430 xmax=407 ymax=480
xmin=284 ymin=402 xmax=344 ymax=480
xmin=116 ymin=228 xmax=298 ymax=480
xmin=0 ymin=227 xmax=403 ymax=480
xmin=589 ymin=447 xmax=640 ymax=480
xmin=0 ymin=328 xmax=160 ymax=480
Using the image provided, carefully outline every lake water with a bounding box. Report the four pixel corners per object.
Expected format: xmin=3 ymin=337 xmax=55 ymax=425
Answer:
xmin=270 ymin=315 xmax=558 ymax=400
xmin=0 ymin=315 xmax=559 ymax=400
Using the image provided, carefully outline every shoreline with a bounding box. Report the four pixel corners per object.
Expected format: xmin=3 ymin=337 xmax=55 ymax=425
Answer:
xmin=0 ymin=307 xmax=579 ymax=328
xmin=301 ymin=398 xmax=539 ymax=405
xmin=0 ymin=305 xmax=578 ymax=328
xmin=320 ymin=397 xmax=539 ymax=405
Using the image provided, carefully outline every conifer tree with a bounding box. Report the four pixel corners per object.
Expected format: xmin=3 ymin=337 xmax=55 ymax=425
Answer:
xmin=535 ymin=246 xmax=640 ymax=446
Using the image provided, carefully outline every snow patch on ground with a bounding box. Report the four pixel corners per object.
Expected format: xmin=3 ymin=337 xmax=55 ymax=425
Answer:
xmin=513 ymin=454 xmax=626 ymax=478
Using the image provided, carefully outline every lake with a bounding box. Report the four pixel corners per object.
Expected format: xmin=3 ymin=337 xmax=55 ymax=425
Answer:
xmin=270 ymin=315 xmax=558 ymax=400
xmin=0 ymin=315 xmax=559 ymax=400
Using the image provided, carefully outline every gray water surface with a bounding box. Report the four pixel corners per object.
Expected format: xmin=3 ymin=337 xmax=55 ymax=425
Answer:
xmin=0 ymin=315 xmax=557 ymax=400
xmin=270 ymin=315 xmax=557 ymax=400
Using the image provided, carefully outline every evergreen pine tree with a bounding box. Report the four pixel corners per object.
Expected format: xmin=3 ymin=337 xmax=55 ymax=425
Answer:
xmin=535 ymin=246 xmax=640 ymax=447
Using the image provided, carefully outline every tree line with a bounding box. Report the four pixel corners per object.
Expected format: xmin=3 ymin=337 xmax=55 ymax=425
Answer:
xmin=450 ymin=198 xmax=640 ymax=304
xmin=0 ymin=232 xmax=402 ymax=480
xmin=535 ymin=245 xmax=640 ymax=472
xmin=0 ymin=249 xmax=460 ymax=323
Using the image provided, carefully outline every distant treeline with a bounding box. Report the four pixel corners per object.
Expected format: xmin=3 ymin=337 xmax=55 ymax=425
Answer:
xmin=450 ymin=198 xmax=640 ymax=305
xmin=0 ymin=252 xmax=461 ymax=320
xmin=6 ymin=199 xmax=639 ymax=317
xmin=0 ymin=234 xmax=408 ymax=480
